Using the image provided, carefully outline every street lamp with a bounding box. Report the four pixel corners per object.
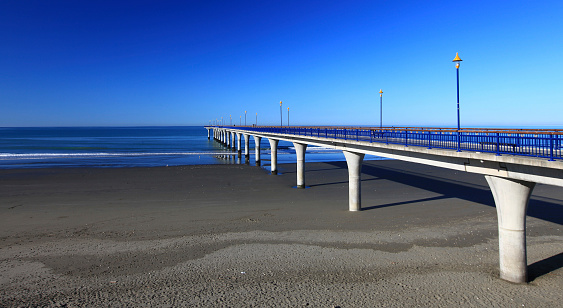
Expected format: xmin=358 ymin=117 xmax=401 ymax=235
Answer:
xmin=453 ymin=52 xmax=463 ymax=151
xmin=245 ymin=111 xmax=247 ymax=126
xmin=256 ymin=113 xmax=258 ymax=126
xmin=221 ymin=116 xmax=223 ymax=126
xmin=379 ymin=89 xmax=383 ymax=128
xmin=280 ymin=101 xmax=283 ymax=126
xmin=287 ymin=107 xmax=290 ymax=126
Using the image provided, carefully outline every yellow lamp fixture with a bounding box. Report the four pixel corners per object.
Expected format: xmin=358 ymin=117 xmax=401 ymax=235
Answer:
xmin=452 ymin=52 xmax=462 ymax=68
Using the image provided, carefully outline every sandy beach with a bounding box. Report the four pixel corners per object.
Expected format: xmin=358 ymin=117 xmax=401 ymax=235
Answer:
xmin=1 ymin=160 xmax=562 ymax=307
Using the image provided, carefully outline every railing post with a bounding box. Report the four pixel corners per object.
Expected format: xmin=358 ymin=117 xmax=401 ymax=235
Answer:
xmin=549 ymin=134 xmax=555 ymax=161
xmin=370 ymin=130 xmax=373 ymax=143
xmin=496 ymin=133 xmax=501 ymax=156
xmin=428 ymin=131 xmax=432 ymax=149
xmin=457 ymin=130 xmax=461 ymax=152
xmin=344 ymin=129 xmax=347 ymax=140
xmin=404 ymin=130 xmax=408 ymax=147
xmin=356 ymin=129 xmax=359 ymax=141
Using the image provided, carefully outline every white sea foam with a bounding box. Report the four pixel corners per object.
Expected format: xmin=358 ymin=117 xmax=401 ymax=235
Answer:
xmin=0 ymin=152 xmax=238 ymax=160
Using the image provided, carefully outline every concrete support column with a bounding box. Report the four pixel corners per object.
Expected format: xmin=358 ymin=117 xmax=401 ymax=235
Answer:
xmin=253 ymin=135 xmax=262 ymax=166
xmin=293 ymin=142 xmax=308 ymax=188
xmin=227 ymin=131 xmax=231 ymax=148
xmin=207 ymin=129 xmax=210 ymax=139
xmin=343 ymin=151 xmax=365 ymax=211
xmin=221 ymin=130 xmax=224 ymax=144
xmin=268 ymin=138 xmax=279 ymax=175
xmin=244 ymin=134 xmax=250 ymax=163
xmin=231 ymin=132 xmax=236 ymax=151
xmin=485 ymin=175 xmax=536 ymax=284
xmin=237 ymin=133 xmax=242 ymax=158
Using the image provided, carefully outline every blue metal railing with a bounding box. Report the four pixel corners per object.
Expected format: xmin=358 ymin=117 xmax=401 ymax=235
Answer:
xmin=211 ymin=126 xmax=563 ymax=161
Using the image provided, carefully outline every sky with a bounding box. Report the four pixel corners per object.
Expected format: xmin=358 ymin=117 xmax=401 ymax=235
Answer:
xmin=1 ymin=0 xmax=562 ymax=127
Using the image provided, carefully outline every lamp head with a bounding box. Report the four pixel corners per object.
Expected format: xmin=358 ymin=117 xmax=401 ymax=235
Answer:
xmin=452 ymin=52 xmax=462 ymax=68
xmin=280 ymin=101 xmax=282 ymax=106
xmin=379 ymin=89 xmax=383 ymax=96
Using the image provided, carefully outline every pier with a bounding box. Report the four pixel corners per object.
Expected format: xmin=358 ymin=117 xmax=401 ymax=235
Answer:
xmin=205 ymin=125 xmax=563 ymax=284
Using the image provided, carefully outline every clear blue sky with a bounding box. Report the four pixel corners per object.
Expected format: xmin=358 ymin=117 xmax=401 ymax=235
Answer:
xmin=1 ymin=0 xmax=562 ymax=127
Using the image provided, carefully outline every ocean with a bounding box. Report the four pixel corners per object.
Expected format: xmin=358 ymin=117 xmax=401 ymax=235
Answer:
xmin=0 ymin=126 xmax=385 ymax=169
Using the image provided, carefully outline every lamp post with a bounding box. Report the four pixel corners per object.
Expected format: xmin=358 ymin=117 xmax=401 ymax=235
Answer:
xmin=256 ymin=113 xmax=258 ymax=126
xmin=453 ymin=52 xmax=463 ymax=152
xmin=287 ymin=107 xmax=290 ymax=126
xmin=245 ymin=111 xmax=247 ymax=126
xmin=221 ymin=117 xmax=223 ymax=126
xmin=280 ymin=101 xmax=283 ymax=126
xmin=379 ymin=89 xmax=383 ymax=128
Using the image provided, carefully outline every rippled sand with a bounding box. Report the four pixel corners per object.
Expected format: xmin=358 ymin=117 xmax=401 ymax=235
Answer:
xmin=1 ymin=161 xmax=562 ymax=307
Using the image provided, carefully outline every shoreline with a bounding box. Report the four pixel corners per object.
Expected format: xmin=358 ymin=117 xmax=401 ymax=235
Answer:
xmin=1 ymin=160 xmax=562 ymax=306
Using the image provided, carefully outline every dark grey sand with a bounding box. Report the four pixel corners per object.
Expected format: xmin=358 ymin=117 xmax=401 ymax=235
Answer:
xmin=1 ymin=160 xmax=562 ymax=307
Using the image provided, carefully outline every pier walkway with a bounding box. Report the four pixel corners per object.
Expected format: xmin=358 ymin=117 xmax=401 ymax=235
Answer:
xmin=205 ymin=125 xmax=563 ymax=284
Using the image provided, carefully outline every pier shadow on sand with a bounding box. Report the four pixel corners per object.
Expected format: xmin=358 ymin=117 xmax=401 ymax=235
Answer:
xmin=324 ymin=161 xmax=563 ymax=226
xmin=528 ymin=252 xmax=563 ymax=282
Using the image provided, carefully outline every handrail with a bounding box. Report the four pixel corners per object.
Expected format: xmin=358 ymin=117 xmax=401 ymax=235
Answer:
xmin=209 ymin=126 xmax=563 ymax=161
xmin=209 ymin=125 xmax=563 ymax=135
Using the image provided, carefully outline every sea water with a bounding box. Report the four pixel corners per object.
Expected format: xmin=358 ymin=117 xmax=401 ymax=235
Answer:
xmin=0 ymin=126 xmax=386 ymax=169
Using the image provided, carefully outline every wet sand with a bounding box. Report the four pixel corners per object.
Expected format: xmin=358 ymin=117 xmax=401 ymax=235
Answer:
xmin=1 ymin=160 xmax=562 ymax=307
